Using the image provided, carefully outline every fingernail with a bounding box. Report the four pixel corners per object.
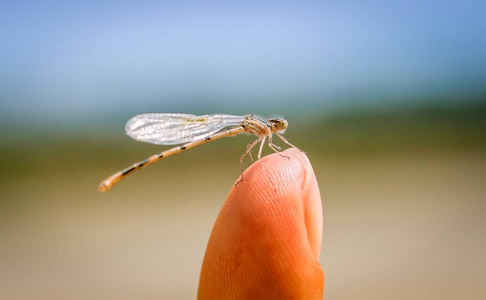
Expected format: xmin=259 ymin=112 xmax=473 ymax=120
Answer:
xmin=287 ymin=148 xmax=323 ymax=261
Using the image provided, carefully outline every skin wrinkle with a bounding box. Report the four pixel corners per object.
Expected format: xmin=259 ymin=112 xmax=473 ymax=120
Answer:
xmin=255 ymin=155 xmax=303 ymax=230
xmin=220 ymin=202 xmax=246 ymax=273
xmin=268 ymin=157 xmax=309 ymax=271
xmin=220 ymin=193 xmax=254 ymax=289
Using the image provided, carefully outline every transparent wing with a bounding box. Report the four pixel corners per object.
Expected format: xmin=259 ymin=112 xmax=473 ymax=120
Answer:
xmin=125 ymin=113 xmax=245 ymax=145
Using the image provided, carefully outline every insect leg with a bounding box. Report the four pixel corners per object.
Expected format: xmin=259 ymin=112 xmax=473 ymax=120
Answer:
xmin=240 ymin=138 xmax=261 ymax=175
xmin=268 ymin=134 xmax=290 ymax=160
xmin=275 ymin=133 xmax=304 ymax=153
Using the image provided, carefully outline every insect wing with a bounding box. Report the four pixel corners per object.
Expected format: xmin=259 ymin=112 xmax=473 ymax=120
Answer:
xmin=125 ymin=113 xmax=244 ymax=145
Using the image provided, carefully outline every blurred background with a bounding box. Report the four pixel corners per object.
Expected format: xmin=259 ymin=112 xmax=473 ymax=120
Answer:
xmin=1 ymin=1 xmax=485 ymax=299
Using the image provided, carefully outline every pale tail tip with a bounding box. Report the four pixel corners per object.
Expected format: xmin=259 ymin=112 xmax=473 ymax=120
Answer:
xmin=98 ymin=182 xmax=109 ymax=193
xmin=98 ymin=173 xmax=122 ymax=193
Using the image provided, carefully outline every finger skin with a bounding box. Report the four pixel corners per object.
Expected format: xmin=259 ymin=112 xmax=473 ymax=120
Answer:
xmin=198 ymin=148 xmax=324 ymax=299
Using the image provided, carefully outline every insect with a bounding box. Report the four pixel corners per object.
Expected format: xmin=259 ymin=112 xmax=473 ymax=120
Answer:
xmin=98 ymin=113 xmax=298 ymax=192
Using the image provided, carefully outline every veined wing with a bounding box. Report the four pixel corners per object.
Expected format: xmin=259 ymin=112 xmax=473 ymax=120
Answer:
xmin=125 ymin=113 xmax=245 ymax=145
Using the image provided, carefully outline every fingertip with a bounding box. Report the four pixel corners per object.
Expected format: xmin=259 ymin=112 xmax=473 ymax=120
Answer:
xmin=199 ymin=148 xmax=324 ymax=298
xmin=232 ymin=148 xmax=323 ymax=261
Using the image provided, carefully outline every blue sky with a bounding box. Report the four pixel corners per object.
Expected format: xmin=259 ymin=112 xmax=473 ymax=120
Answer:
xmin=1 ymin=0 xmax=485 ymax=124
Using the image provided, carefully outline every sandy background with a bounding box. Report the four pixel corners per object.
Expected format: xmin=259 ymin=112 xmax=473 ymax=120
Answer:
xmin=1 ymin=110 xmax=484 ymax=299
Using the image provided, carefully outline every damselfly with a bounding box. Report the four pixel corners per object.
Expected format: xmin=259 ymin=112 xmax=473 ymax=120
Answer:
xmin=98 ymin=113 xmax=298 ymax=192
